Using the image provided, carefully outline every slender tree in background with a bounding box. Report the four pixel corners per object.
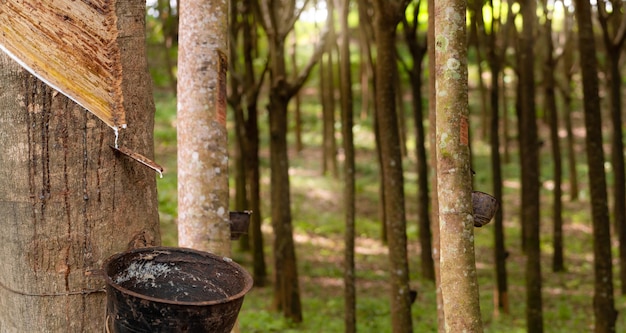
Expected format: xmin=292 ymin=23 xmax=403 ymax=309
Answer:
xmin=597 ymin=0 xmax=626 ymax=295
xmin=428 ymin=0 xmax=444 ymax=330
xmin=401 ymin=0 xmax=435 ymax=282
xmin=556 ymin=12 xmax=579 ymax=202
xmin=484 ymin=0 xmax=510 ymax=314
xmin=467 ymin=2 xmax=489 ymax=143
xmin=519 ymin=0 xmax=543 ymax=330
xmin=434 ymin=0 xmax=483 ymax=331
xmin=371 ymin=0 xmax=413 ymax=330
xmin=395 ymin=67 xmax=408 ymax=158
xmin=156 ymin=0 xmax=179 ymax=95
xmin=228 ymin=0 xmax=268 ymax=286
xmin=541 ymin=0 xmax=565 ymax=273
xmin=574 ymin=0 xmax=618 ymax=330
xmin=291 ymin=30 xmax=304 ymax=153
xmin=321 ymin=0 xmax=339 ymax=178
xmin=338 ymin=0 xmax=356 ymax=330
xmin=255 ymin=0 xmax=328 ymax=321
xmin=0 ymin=1 xmax=160 ymax=330
xmin=230 ymin=0 xmax=250 ymax=252
xmin=357 ymin=0 xmax=374 ymax=121
xmin=356 ymin=0 xmax=387 ymax=242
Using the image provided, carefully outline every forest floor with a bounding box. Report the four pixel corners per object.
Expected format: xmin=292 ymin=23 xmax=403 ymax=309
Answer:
xmin=152 ymin=93 xmax=626 ymax=332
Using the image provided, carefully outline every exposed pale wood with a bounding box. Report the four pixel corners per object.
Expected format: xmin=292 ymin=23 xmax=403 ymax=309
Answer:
xmin=0 ymin=0 xmax=125 ymax=128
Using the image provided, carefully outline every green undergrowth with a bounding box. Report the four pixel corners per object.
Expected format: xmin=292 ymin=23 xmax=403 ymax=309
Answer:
xmin=153 ymin=92 xmax=626 ymax=332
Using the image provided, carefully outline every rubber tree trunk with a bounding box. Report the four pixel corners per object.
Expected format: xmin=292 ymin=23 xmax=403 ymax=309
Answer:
xmin=559 ymin=16 xmax=578 ymax=201
xmin=402 ymin=5 xmax=435 ymax=282
xmin=339 ymin=0 xmax=356 ymax=331
xmin=596 ymin=1 xmax=626 ymax=294
xmin=428 ymin=0 xmax=444 ymax=330
xmin=177 ymin=0 xmax=231 ymax=256
xmin=542 ymin=10 xmax=564 ymax=273
xmin=0 ymin=2 xmax=160 ymax=330
xmin=519 ymin=0 xmax=543 ymax=331
xmin=574 ymin=0 xmax=618 ymax=331
xmin=255 ymin=0 xmax=328 ymax=322
xmin=235 ymin=0 xmax=267 ymax=286
xmin=372 ymin=0 xmax=413 ymax=331
xmin=485 ymin=2 xmax=509 ymax=315
xmin=434 ymin=0 xmax=483 ymax=331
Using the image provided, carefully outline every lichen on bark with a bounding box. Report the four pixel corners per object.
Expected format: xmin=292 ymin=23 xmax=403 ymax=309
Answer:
xmin=434 ymin=0 xmax=483 ymax=332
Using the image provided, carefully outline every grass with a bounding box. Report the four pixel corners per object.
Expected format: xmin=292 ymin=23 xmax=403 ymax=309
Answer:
xmin=152 ymin=91 xmax=626 ymax=332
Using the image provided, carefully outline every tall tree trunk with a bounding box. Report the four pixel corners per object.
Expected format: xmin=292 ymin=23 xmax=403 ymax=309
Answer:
xmin=255 ymin=0 xmax=328 ymax=321
xmin=322 ymin=1 xmax=338 ymax=178
xmin=597 ymin=0 xmax=626 ymax=295
xmin=320 ymin=53 xmax=329 ymax=173
xmin=321 ymin=51 xmax=338 ymax=177
xmin=177 ymin=0 xmax=231 ymax=256
xmin=559 ymin=14 xmax=579 ymax=202
xmin=434 ymin=1 xmax=483 ymax=331
xmin=411 ymin=62 xmax=435 ymax=282
xmin=233 ymin=106 xmax=250 ymax=251
xmin=339 ymin=1 xmax=356 ymax=331
xmin=245 ymin=97 xmax=266 ymax=286
xmin=484 ymin=0 xmax=510 ymax=315
xmin=0 ymin=2 xmax=160 ymax=330
xmin=468 ymin=4 xmax=489 ymax=142
xmin=542 ymin=5 xmax=564 ymax=273
xmin=229 ymin=0 xmax=250 ymax=250
xmin=291 ymin=31 xmax=304 ymax=153
xmin=607 ymin=43 xmax=626 ymax=296
xmin=268 ymin=91 xmax=303 ymax=322
xmin=395 ymin=68 xmax=408 ymax=158
xmin=230 ymin=0 xmax=268 ymax=286
xmin=502 ymin=72 xmax=511 ymax=165
xmin=402 ymin=1 xmax=434 ymax=282
xmin=267 ymin=32 xmax=303 ymax=322
xmin=519 ymin=0 xmax=543 ymax=331
xmin=372 ymin=0 xmax=413 ymax=331
xmin=489 ymin=59 xmax=509 ymax=315
xmin=428 ymin=0 xmax=444 ymax=330
xmin=357 ymin=0 xmax=374 ymax=121
xmin=157 ymin=0 xmax=178 ymax=95
xmin=575 ymin=0 xmax=618 ymax=330
xmin=357 ymin=0 xmax=386 ymax=243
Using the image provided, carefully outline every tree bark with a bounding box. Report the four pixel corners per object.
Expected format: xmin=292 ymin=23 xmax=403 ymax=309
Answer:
xmin=574 ymin=0 xmax=618 ymax=331
xmin=558 ymin=15 xmax=578 ymax=202
xmin=372 ymin=0 xmax=413 ymax=331
xmin=402 ymin=1 xmax=435 ymax=282
xmin=338 ymin=1 xmax=356 ymax=331
xmin=0 ymin=1 xmax=160 ymax=330
xmin=177 ymin=0 xmax=231 ymax=256
xmin=434 ymin=1 xmax=483 ymax=331
xmin=428 ymin=0 xmax=444 ymax=330
xmin=291 ymin=31 xmax=304 ymax=153
xmin=597 ymin=0 xmax=626 ymax=295
xmin=519 ymin=0 xmax=543 ymax=331
xmin=255 ymin=0 xmax=328 ymax=321
xmin=542 ymin=7 xmax=564 ymax=273
xmin=484 ymin=0 xmax=510 ymax=315
xmin=322 ymin=2 xmax=339 ymax=178
xmin=242 ymin=0 xmax=268 ymax=287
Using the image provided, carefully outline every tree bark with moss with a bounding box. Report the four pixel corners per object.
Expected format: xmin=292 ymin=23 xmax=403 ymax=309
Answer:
xmin=434 ymin=0 xmax=483 ymax=331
